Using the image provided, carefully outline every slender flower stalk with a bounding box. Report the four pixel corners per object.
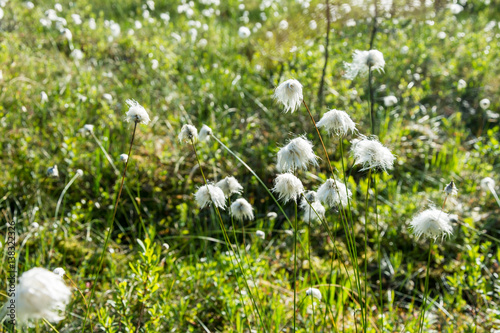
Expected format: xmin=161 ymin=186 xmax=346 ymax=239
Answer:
xmin=481 ymin=177 xmax=500 ymax=207
xmin=54 ymin=169 xmax=83 ymax=220
xmin=84 ymin=99 xmax=149 ymax=332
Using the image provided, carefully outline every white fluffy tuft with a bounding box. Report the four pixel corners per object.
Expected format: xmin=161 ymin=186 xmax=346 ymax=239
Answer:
xmin=317 ymin=179 xmax=352 ymax=208
xmin=272 ymin=173 xmax=304 ymax=204
xmin=350 ymin=136 xmax=395 ymax=172
xmin=230 ymin=198 xmax=254 ymax=221
xmin=344 ymin=50 xmax=385 ymax=80
xmin=273 ymin=79 xmax=303 ymax=113
xmin=125 ymin=99 xmax=150 ymax=125
xmin=277 ymin=136 xmax=318 ymax=172
xmin=316 ymin=109 xmax=356 ymax=137
xmin=195 ymin=184 xmax=226 ymax=209
xmin=409 ymin=208 xmax=453 ymax=240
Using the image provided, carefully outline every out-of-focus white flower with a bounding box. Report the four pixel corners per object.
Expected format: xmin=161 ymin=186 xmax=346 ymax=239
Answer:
xmin=54 ymin=3 xmax=63 ymax=12
xmin=198 ymin=38 xmax=208 ymax=48
xmin=272 ymin=173 xmax=304 ymax=204
xmin=61 ymin=28 xmax=72 ymax=41
xmin=238 ymin=26 xmax=251 ymax=38
xmin=47 ymin=165 xmax=59 ymax=178
xmin=103 ymin=93 xmax=112 ymax=102
xmin=344 ymin=50 xmax=385 ymax=80
xmin=480 ymin=177 xmax=495 ymax=191
xmin=306 ymin=288 xmax=322 ymax=301
xmin=317 ymin=179 xmax=352 ymax=208
xmin=178 ymin=124 xmax=198 ymax=143
xmin=71 ymin=14 xmax=82 ymax=25
xmin=198 ymin=124 xmax=213 ymax=141
xmin=151 ymin=59 xmax=159 ymax=70
xmin=147 ymin=0 xmax=155 ymax=10
xmin=125 ymin=99 xmax=150 ymax=125
xmin=31 ymin=222 xmax=40 ymax=230
xmin=316 ymin=109 xmax=356 ymax=137
xmin=409 ymin=208 xmax=453 ymax=240
xmin=41 ymin=91 xmax=48 ymax=104
xmin=256 ymin=230 xmax=265 ymax=239
xmin=195 ymin=184 xmax=226 ymax=209
xmin=119 ymin=154 xmax=128 ymax=162
xmin=79 ymin=124 xmax=94 ymax=135
xmin=216 ymin=176 xmax=243 ymax=197
xmin=444 ymin=181 xmax=458 ymax=196
xmin=267 ymin=212 xmax=277 ymax=219
xmin=70 ymin=49 xmax=85 ymax=61
xmin=88 ymin=18 xmax=96 ymax=30
xmin=76 ymin=169 xmax=83 ymax=177
xmin=279 ymin=20 xmax=288 ymax=30
xmin=449 ymin=3 xmax=463 ymax=14
xmin=53 ymin=268 xmax=65 ymax=277
xmin=309 ymin=20 xmax=317 ymax=30
xmin=160 ymin=13 xmax=170 ymax=22
xmin=350 ymin=136 xmax=395 ymax=172
xmin=401 ymin=45 xmax=409 ymax=54
xmin=273 ymin=79 xmax=303 ymax=113
xmin=230 ymin=198 xmax=254 ymax=221
xmin=383 ymin=95 xmax=398 ymax=107
xmin=277 ymin=136 xmax=318 ymax=172
xmin=479 ymin=98 xmax=490 ymax=110
xmin=457 ymin=79 xmax=467 ymax=90
xmin=162 ymin=243 xmax=169 ymax=250
xmin=14 ymin=267 xmax=72 ymax=323
xmin=25 ymin=1 xmax=35 ymax=9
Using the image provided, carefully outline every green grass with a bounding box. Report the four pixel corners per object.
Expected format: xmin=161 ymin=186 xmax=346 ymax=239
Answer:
xmin=1 ymin=0 xmax=500 ymax=331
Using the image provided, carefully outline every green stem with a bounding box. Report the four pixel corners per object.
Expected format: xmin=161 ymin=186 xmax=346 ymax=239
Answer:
xmin=369 ymin=66 xmax=375 ymax=135
xmin=83 ymin=122 xmax=138 ymax=332
xmin=374 ymin=174 xmax=383 ymax=329
xmin=294 ymin=201 xmax=298 ymax=332
xmin=308 ymin=208 xmax=315 ymax=333
xmin=364 ymin=170 xmax=372 ymax=332
xmin=418 ymin=239 xmax=433 ymax=333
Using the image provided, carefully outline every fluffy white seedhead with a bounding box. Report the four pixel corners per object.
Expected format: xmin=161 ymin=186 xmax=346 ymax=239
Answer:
xmin=479 ymin=98 xmax=490 ymax=110
xmin=273 ymin=79 xmax=303 ymax=113
xmin=383 ymin=96 xmax=398 ymax=107
xmin=47 ymin=165 xmax=59 ymax=178
xmin=195 ymin=184 xmax=225 ymax=210
xmin=125 ymin=99 xmax=150 ymax=125
xmin=238 ymin=26 xmax=251 ymax=38
xmin=272 ymin=173 xmax=304 ymax=204
xmin=457 ymin=79 xmax=467 ymax=90
xmin=409 ymin=208 xmax=453 ymax=240
xmin=300 ymin=190 xmax=318 ymax=209
xmin=267 ymin=212 xmax=277 ymax=219
xmin=53 ymin=268 xmax=65 ymax=277
xmin=303 ymin=201 xmax=325 ymax=223
xmin=14 ymin=267 xmax=72 ymax=324
xmin=216 ymin=176 xmax=243 ymax=197
xmin=256 ymin=230 xmax=266 ymax=239
xmin=350 ymin=136 xmax=395 ymax=172
xmin=76 ymin=169 xmax=84 ymax=177
xmin=178 ymin=124 xmax=198 ymax=143
xmin=316 ymin=109 xmax=356 ymax=137
xmin=119 ymin=154 xmax=128 ymax=162
xmin=80 ymin=124 xmax=94 ymax=134
xmin=317 ymin=179 xmax=352 ymax=208
xmin=443 ymin=181 xmax=458 ymax=196
xmin=344 ymin=50 xmax=385 ymax=80
xmin=306 ymin=288 xmax=322 ymax=301
xmin=277 ymin=136 xmax=318 ymax=172
xmin=198 ymin=124 xmax=213 ymax=142
xmin=480 ymin=177 xmax=495 ymax=191
xmin=230 ymin=198 xmax=254 ymax=221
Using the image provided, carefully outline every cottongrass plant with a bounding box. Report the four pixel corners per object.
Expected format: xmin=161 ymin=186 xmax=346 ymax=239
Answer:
xmin=277 ymin=136 xmax=319 ymax=172
xmin=183 ymin=124 xmax=266 ymax=331
xmin=2 ymin=267 xmax=72 ymax=326
xmin=316 ymin=109 xmax=357 ymax=137
xmin=344 ymin=49 xmax=385 ymax=134
xmin=84 ymin=99 xmax=150 ymax=332
xmin=481 ymin=177 xmax=500 ymax=207
xmin=409 ymin=206 xmax=453 ymax=333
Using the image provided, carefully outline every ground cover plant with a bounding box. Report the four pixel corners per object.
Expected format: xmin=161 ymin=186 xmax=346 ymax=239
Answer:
xmin=1 ymin=0 xmax=500 ymax=331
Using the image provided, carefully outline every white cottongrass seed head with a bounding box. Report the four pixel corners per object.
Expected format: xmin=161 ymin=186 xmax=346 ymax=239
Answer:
xmin=47 ymin=165 xmax=59 ymax=178
xmin=79 ymin=124 xmax=94 ymax=134
xmin=53 ymin=267 xmax=65 ymax=277
xmin=306 ymin=288 xmax=322 ymax=301
xmin=216 ymin=176 xmax=243 ymax=197
xmin=256 ymin=230 xmax=266 ymax=239
xmin=195 ymin=184 xmax=226 ymax=210
xmin=344 ymin=50 xmax=385 ymax=80
xmin=444 ymin=181 xmax=458 ymax=196
xmin=125 ymin=99 xmax=150 ymax=125
xmin=316 ymin=109 xmax=356 ymax=137
xmin=273 ymin=79 xmax=303 ymax=113
xmin=479 ymin=98 xmax=490 ymax=110
xmin=317 ymin=179 xmax=352 ymax=208
xmin=303 ymin=201 xmax=325 ymax=223
xmin=230 ymin=198 xmax=254 ymax=221
xmin=277 ymin=136 xmax=318 ymax=172
xmin=300 ymin=190 xmax=318 ymax=209
xmin=76 ymin=169 xmax=84 ymax=177
xmin=383 ymin=95 xmax=398 ymax=107
xmin=272 ymin=173 xmax=304 ymax=204
xmin=350 ymin=136 xmax=395 ymax=172
xmin=409 ymin=208 xmax=453 ymax=240
xmin=480 ymin=177 xmax=495 ymax=191
xmin=178 ymin=124 xmax=198 ymax=143
xmin=119 ymin=154 xmax=128 ymax=162
xmin=14 ymin=267 xmax=72 ymax=324
xmin=198 ymin=124 xmax=213 ymax=142
xmin=458 ymin=79 xmax=467 ymax=90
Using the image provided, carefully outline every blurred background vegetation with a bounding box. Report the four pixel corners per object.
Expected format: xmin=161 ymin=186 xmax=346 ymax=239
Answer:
xmin=1 ymin=0 xmax=499 ymax=331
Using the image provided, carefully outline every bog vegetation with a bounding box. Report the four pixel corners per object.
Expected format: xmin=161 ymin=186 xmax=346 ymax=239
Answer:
xmin=1 ymin=0 xmax=499 ymax=332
